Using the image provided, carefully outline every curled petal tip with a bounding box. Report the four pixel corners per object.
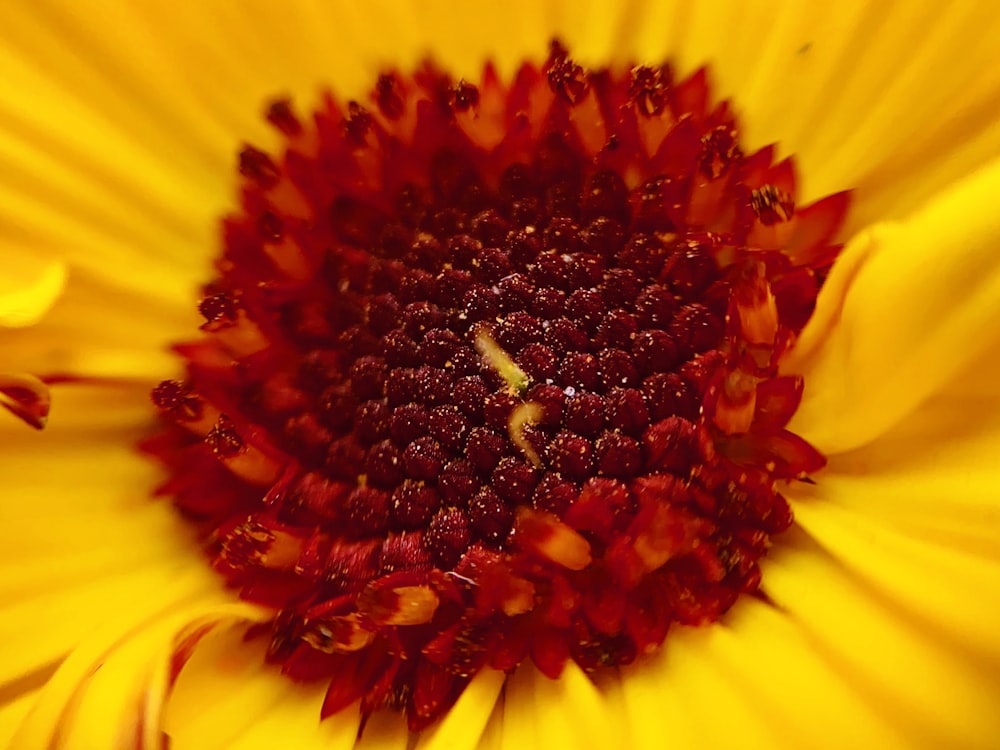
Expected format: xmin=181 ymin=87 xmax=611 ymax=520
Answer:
xmin=0 ymin=257 xmax=67 ymax=328
xmin=0 ymin=372 xmax=51 ymax=429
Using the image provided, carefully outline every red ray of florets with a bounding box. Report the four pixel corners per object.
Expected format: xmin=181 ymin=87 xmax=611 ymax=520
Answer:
xmin=145 ymin=40 xmax=848 ymax=730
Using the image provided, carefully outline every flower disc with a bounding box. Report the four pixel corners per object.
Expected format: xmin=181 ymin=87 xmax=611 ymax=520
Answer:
xmin=147 ymin=42 xmax=849 ymax=729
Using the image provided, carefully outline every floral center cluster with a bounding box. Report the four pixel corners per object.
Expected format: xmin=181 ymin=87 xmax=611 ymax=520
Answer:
xmin=147 ymin=42 xmax=849 ymax=729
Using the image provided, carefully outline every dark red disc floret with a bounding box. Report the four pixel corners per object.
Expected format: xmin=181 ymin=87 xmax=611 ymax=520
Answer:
xmin=147 ymin=40 xmax=848 ymax=730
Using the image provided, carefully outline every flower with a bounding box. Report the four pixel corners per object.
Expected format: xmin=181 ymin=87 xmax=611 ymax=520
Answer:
xmin=2 ymin=2 xmax=1000 ymax=749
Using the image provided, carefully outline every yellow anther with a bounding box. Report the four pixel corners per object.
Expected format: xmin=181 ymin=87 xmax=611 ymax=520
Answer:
xmin=509 ymin=401 xmax=544 ymax=467
xmin=474 ymin=329 xmax=529 ymax=395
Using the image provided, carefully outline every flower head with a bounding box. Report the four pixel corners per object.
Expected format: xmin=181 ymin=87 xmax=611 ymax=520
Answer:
xmin=2 ymin=3 xmax=1000 ymax=749
xmin=141 ymin=42 xmax=846 ymax=728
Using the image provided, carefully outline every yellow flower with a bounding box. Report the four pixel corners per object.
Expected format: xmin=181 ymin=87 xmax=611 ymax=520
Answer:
xmin=2 ymin=1 xmax=1000 ymax=749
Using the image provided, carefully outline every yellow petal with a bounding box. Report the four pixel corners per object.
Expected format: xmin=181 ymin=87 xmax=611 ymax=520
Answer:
xmin=0 ymin=562 xmax=220 ymax=690
xmin=787 ymin=155 xmax=1000 ymax=454
xmin=793 ymin=4 xmax=1000 ymax=232
xmin=10 ymin=598 xmax=265 ymax=750
xmin=785 ymin=340 xmax=1000 ymax=658
xmin=501 ymin=662 xmax=620 ymax=750
xmin=354 ymin=709 xmax=409 ymax=750
xmin=0 ymin=273 xmax=193 ymax=380
xmin=708 ymin=597 xmax=910 ymax=749
xmin=0 ymin=529 xmax=200 ymax=603
xmin=475 ymin=698 xmax=504 ymax=750
xmin=56 ymin=620 xmax=172 ymax=750
xmin=0 ymin=689 xmax=40 ymax=748
xmin=415 ymin=668 xmax=505 ymax=750
xmin=0 ymin=381 xmax=227 ymax=688
xmin=619 ymin=645 xmax=699 ymax=750
xmin=625 ymin=1 xmax=1000 ymax=222
xmin=163 ymin=623 xmax=359 ymax=750
xmin=532 ymin=661 xmax=617 ymax=750
xmin=2 ymin=5 xmax=999 ymax=750
xmin=792 ymin=496 xmax=1000 ymax=662
xmin=0 ymin=251 xmax=65 ymax=328
xmin=763 ymin=535 xmax=1000 ymax=747
xmin=498 ymin=663 xmax=538 ymax=750
xmin=3 ymin=1 xmax=997 ymax=296
xmin=813 ymin=348 xmax=1000 ymax=560
xmin=643 ymin=630 xmax=777 ymax=749
xmin=222 ymin=693 xmax=357 ymax=750
xmin=0 ymin=384 xmax=188 ymax=567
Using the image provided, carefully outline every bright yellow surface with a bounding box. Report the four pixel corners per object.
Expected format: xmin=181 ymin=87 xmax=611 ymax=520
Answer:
xmin=0 ymin=253 xmax=65 ymax=328
xmin=0 ymin=1 xmax=998 ymax=749
xmin=787 ymin=156 xmax=1000 ymax=454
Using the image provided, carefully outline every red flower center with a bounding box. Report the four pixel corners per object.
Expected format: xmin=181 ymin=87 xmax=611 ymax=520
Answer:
xmin=146 ymin=41 xmax=850 ymax=729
